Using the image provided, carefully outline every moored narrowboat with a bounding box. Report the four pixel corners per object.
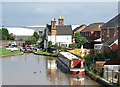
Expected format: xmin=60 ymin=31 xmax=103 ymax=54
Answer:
xmin=58 ymin=52 xmax=85 ymax=74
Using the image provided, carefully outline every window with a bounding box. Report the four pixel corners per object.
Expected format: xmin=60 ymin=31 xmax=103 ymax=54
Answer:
xmin=107 ymin=28 xmax=109 ymax=37
xmin=95 ymin=32 xmax=97 ymax=36
xmin=89 ymin=32 xmax=91 ymax=36
xmin=114 ymin=27 xmax=117 ymax=36
xmin=102 ymin=30 xmax=104 ymax=35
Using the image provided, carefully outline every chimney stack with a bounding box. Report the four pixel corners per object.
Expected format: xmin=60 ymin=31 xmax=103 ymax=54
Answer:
xmin=51 ymin=18 xmax=56 ymax=29
xmin=51 ymin=18 xmax=56 ymax=35
xmin=58 ymin=16 xmax=64 ymax=25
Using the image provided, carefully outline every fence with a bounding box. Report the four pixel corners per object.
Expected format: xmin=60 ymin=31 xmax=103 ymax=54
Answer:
xmin=85 ymin=60 xmax=120 ymax=86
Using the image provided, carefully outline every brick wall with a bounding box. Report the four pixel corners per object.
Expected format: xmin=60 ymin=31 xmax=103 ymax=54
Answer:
xmin=81 ymin=31 xmax=100 ymax=41
xmin=102 ymin=28 xmax=118 ymax=43
xmin=0 ymin=40 xmax=25 ymax=47
xmin=74 ymin=25 xmax=86 ymax=36
xmin=118 ymin=27 xmax=120 ymax=59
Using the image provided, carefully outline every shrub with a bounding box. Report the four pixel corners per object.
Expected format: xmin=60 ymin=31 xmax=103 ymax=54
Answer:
xmin=69 ymin=43 xmax=77 ymax=49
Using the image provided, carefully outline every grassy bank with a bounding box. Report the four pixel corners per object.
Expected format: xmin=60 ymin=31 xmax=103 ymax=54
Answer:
xmin=37 ymin=49 xmax=58 ymax=56
xmin=0 ymin=47 xmax=20 ymax=56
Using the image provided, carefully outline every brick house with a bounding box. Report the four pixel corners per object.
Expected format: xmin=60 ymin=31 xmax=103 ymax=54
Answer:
xmin=73 ymin=24 xmax=87 ymax=36
xmin=46 ymin=16 xmax=72 ymax=47
xmin=101 ymin=14 xmax=119 ymax=52
xmin=80 ymin=23 xmax=104 ymax=42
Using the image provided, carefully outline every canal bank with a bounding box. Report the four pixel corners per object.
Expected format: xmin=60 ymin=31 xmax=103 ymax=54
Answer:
xmin=85 ymin=70 xmax=114 ymax=87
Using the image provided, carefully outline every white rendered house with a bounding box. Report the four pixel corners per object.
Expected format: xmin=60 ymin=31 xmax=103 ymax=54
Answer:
xmin=47 ymin=16 xmax=72 ymax=47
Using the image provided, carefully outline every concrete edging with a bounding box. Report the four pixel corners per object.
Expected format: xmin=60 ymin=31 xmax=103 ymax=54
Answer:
xmin=0 ymin=52 xmax=24 ymax=58
xmin=85 ymin=70 xmax=114 ymax=87
xmin=33 ymin=52 xmax=58 ymax=57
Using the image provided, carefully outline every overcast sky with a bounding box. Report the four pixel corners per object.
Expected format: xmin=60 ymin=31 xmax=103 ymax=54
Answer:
xmin=2 ymin=2 xmax=118 ymax=27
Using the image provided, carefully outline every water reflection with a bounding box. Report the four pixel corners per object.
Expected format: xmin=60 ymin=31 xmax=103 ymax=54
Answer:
xmin=2 ymin=54 xmax=103 ymax=86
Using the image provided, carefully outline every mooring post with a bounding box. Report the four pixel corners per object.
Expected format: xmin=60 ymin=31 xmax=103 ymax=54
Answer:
xmin=117 ymin=69 xmax=120 ymax=86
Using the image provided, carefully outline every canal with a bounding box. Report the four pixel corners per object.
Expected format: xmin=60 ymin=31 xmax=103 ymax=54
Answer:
xmin=1 ymin=53 xmax=103 ymax=86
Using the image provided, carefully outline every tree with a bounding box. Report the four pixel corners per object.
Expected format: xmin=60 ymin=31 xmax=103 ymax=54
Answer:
xmin=81 ymin=37 xmax=88 ymax=44
xmin=74 ymin=32 xmax=88 ymax=48
xmin=69 ymin=43 xmax=77 ymax=49
xmin=48 ymin=41 xmax=52 ymax=47
xmin=25 ymin=36 xmax=37 ymax=45
xmin=74 ymin=32 xmax=82 ymax=47
xmin=33 ymin=32 xmax=39 ymax=40
xmin=1 ymin=28 xmax=15 ymax=40
xmin=7 ymin=33 xmax=15 ymax=40
xmin=19 ymin=38 xmax=24 ymax=41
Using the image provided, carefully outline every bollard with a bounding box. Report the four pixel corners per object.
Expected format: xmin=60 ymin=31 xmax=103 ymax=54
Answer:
xmin=112 ymin=70 xmax=113 ymax=83
xmin=107 ymin=68 xmax=108 ymax=81
xmin=117 ymin=69 xmax=120 ymax=86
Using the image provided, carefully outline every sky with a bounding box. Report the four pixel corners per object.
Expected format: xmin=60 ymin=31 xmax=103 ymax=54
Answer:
xmin=2 ymin=2 xmax=119 ymax=27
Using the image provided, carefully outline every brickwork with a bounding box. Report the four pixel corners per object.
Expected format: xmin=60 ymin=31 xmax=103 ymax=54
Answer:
xmin=118 ymin=27 xmax=120 ymax=59
xmin=0 ymin=40 xmax=25 ymax=47
xmin=102 ymin=28 xmax=118 ymax=43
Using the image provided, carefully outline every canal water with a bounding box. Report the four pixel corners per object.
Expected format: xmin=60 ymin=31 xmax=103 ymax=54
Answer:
xmin=1 ymin=53 xmax=103 ymax=86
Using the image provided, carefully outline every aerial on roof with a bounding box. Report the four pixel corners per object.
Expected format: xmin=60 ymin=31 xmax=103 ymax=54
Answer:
xmin=47 ymin=25 xmax=72 ymax=35
xmin=103 ymin=34 xmax=118 ymax=46
xmin=102 ymin=14 xmax=120 ymax=29
xmin=81 ymin=22 xmax=104 ymax=32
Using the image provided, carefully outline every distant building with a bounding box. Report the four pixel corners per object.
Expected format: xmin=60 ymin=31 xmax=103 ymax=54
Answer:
xmin=101 ymin=14 xmax=119 ymax=52
xmin=73 ymin=24 xmax=87 ymax=36
xmin=24 ymin=25 xmax=46 ymax=41
xmin=46 ymin=16 xmax=72 ymax=47
xmin=1 ymin=27 xmax=34 ymax=40
xmin=80 ymin=22 xmax=104 ymax=42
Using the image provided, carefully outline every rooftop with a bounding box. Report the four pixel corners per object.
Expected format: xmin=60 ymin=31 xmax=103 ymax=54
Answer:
xmin=102 ymin=14 xmax=120 ymax=29
xmin=81 ymin=22 xmax=104 ymax=32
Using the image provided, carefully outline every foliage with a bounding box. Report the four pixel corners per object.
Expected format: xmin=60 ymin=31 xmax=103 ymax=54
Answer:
xmin=60 ymin=48 xmax=65 ymax=52
xmin=84 ymin=50 xmax=118 ymax=61
xmin=7 ymin=33 xmax=15 ymax=40
xmin=74 ymin=32 xmax=88 ymax=48
xmin=51 ymin=45 xmax=56 ymax=47
xmin=1 ymin=28 xmax=15 ymax=40
xmin=68 ymin=43 xmax=77 ymax=49
xmin=19 ymin=38 xmax=24 ymax=41
xmin=81 ymin=37 xmax=88 ymax=44
xmin=25 ymin=36 xmax=37 ymax=45
xmin=48 ymin=41 xmax=52 ymax=47
xmin=33 ymin=32 xmax=39 ymax=40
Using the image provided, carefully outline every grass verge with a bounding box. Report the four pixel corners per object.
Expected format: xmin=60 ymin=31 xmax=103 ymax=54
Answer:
xmin=0 ymin=47 xmax=20 ymax=56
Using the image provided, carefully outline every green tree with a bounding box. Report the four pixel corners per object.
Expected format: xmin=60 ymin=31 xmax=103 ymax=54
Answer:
xmin=81 ymin=37 xmax=88 ymax=44
xmin=48 ymin=41 xmax=52 ymax=47
xmin=8 ymin=33 xmax=15 ymax=40
xmin=25 ymin=36 xmax=37 ymax=45
xmin=74 ymin=32 xmax=82 ymax=47
xmin=69 ymin=43 xmax=77 ymax=49
xmin=33 ymin=32 xmax=39 ymax=40
xmin=19 ymin=38 xmax=24 ymax=41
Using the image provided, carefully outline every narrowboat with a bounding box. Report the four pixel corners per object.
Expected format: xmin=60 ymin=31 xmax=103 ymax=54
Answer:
xmin=57 ymin=52 xmax=85 ymax=74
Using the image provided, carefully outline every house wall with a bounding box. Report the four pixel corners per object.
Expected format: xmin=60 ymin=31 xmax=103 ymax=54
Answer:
xmin=118 ymin=27 xmax=120 ymax=59
xmin=81 ymin=31 xmax=100 ymax=41
xmin=74 ymin=25 xmax=86 ymax=36
xmin=103 ymin=41 xmax=118 ymax=52
xmin=101 ymin=28 xmax=118 ymax=43
xmin=48 ymin=35 xmax=72 ymax=47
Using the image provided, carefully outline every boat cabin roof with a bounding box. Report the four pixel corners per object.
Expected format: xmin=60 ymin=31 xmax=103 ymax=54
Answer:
xmin=59 ymin=52 xmax=80 ymax=60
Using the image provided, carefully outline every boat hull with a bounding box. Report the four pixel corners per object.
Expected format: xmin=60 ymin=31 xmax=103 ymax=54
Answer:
xmin=57 ymin=58 xmax=85 ymax=74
